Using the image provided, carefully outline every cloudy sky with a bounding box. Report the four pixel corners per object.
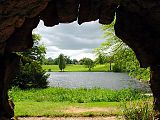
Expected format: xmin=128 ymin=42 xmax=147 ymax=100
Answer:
xmin=33 ymin=20 xmax=106 ymax=60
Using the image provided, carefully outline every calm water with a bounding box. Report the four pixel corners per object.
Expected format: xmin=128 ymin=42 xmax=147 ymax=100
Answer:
xmin=47 ymin=72 xmax=150 ymax=91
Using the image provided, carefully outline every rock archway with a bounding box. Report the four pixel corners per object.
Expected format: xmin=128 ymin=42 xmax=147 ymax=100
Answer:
xmin=0 ymin=0 xmax=160 ymax=119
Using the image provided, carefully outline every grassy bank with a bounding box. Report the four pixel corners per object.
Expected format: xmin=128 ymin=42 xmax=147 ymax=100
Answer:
xmin=9 ymin=87 xmax=146 ymax=103
xmin=42 ymin=64 xmax=112 ymax=72
xmin=9 ymin=87 xmax=150 ymax=117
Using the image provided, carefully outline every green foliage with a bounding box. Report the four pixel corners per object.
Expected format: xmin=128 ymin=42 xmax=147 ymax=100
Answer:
xmin=58 ymin=54 xmax=66 ymax=71
xmin=94 ymin=21 xmax=150 ymax=80
xmin=64 ymin=55 xmax=72 ymax=64
xmin=53 ymin=58 xmax=59 ymax=65
xmin=79 ymin=58 xmax=86 ymax=65
xmin=9 ymin=87 xmax=147 ymax=103
xmin=72 ymin=59 xmax=78 ymax=64
xmin=95 ymin=54 xmax=106 ymax=65
xmin=20 ymin=33 xmax=46 ymax=64
xmin=121 ymin=100 xmax=155 ymax=120
xmin=11 ymin=61 xmax=49 ymax=89
xmin=45 ymin=55 xmax=78 ymax=65
xmin=84 ymin=58 xmax=95 ymax=71
xmin=12 ymin=33 xmax=49 ymax=89
xmin=44 ymin=57 xmax=55 ymax=65
xmin=79 ymin=58 xmax=95 ymax=71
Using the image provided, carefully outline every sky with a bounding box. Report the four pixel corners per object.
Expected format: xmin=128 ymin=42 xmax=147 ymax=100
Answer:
xmin=33 ymin=20 xmax=106 ymax=60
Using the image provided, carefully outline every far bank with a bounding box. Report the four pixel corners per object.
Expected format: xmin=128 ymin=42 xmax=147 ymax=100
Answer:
xmin=42 ymin=64 xmax=113 ymax=72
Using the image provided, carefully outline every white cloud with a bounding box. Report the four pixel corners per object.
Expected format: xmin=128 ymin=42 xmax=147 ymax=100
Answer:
xmin=33 ymin=20 xmax=105 ymax=60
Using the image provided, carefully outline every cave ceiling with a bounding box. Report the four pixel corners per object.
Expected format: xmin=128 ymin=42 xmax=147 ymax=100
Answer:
xmin=0 ymin=0 xmax=160 ymax=67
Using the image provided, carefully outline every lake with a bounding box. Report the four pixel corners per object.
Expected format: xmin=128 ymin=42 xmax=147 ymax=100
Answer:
xmin=47 ymin=72 xmax=151 ymax=91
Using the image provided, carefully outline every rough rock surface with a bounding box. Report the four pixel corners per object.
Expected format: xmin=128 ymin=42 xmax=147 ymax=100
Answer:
xmin=0 ymin=0 xmax=160 ymax=119
xmin=0 ymin=0 xmax=48 ymax=53
xmin=115 ymin=0 xmax=160 ymax=67
xmin=0 ymin=0 xmax=118 ymax=54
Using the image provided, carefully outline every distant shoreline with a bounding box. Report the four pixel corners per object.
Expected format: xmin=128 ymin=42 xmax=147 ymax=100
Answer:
xmin=42 ymin=64 xmax=112 ymax=72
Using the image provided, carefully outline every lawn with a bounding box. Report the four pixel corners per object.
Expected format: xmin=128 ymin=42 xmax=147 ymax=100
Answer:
xmin=9 ymin=87 xmax=145 ymax=103
xmin=14 ymin=101 xmax=120 ymax=117
xmin=9 ymin=87 xmax=149 ymax=117
xmin=42 ymin=64 xmax=112 ymax=72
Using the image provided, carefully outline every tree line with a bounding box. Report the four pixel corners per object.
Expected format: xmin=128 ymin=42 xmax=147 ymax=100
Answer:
xmin=51 ymin=54 xmax=95 ymax=72
xmin=44 ymin=56 xmax=78 ymax=65
xmin=45 ymin=54 xmax=106 ymax=66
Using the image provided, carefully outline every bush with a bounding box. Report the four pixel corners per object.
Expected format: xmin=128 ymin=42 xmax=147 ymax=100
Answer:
xmin=11 ymin=61 xmax=49 ymax=89
xmin=121 ymin=100 xmax=155 ymax=120
xmin=112 ymin=64 xmax=122 ymax=72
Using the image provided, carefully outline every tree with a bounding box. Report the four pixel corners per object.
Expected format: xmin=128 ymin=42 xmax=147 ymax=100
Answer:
xmin=94 ymin=21 xmax=150 ymax=80
xmin=95 ymin=53 xmax=106 ymax=65
xmin=11 ymin=33 xmax=49 ymax=89
xmin=72 ymin=59 xmax=78 ymax=64
xmin=79 ymin=58 xmax=88 ymax=65
xmin=44 ymin=57 xmax=53 ymax=65
xmin=83 ymin=58 xmax=95 ymax=71
xmin=46 ymin=57 xmax=59 ymax=65
xmin=48 ymin=57 xmax=54 ymax=65
xmin=12 ymin=61 xmax=49 ymax=89
xmin=46 ymin=55 xmax=73 ymax=65
xmin=58 ymin=54 xmax=66 ymax=71
xmin=64 ymin=55 xmax=72 ymax=64
xmin=20 ymin=33 xmax=46 ymax=64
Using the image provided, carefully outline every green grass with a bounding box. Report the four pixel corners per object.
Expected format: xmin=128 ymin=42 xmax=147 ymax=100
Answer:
xmin=9 ymin=87 xmax=146 ymax=103
xmin=14 ymin=101 xmax=120 ymax=117
xmin=121 ymin=99 xmax=155 ymax=120
xmin=42 ymin=64 xmax=112 ymax=72
xmin=9 ymin=87 xmax=150 ymax=117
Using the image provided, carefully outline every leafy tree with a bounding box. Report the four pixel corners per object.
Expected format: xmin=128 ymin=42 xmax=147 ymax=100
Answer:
xmin=72 ymin=59 xmax=78 ymax=64
xmin=12 ymin=33 xmax=49 ymax=89
xmin=12 ymin=61 xmax=49 ymax=89
xmin=94 ymin=21 xmax=150 ymax=80
xmin=47 ymin=57 xmax=54 ymax=64
xmin=20 ymin=33 xmax=46 ymax=64
xmin=95 ymin=53 xmax=106 ymax=65
xmin=79 ymin=58 xmax=88 ymax=65
xmin=46 ymin=55 xmax=74 ymax=65
xmin=64 ymin=55 xmax=72 ymax=64
xmin=83 ymin=58 xmax=95 ymax=71
xmin=58 ymin=54 xmax=66 ymax=71
xmin=44 ymin=57 xmax=54 ymax=65
xmin=52 ymin=58 xmax=59 ymax=65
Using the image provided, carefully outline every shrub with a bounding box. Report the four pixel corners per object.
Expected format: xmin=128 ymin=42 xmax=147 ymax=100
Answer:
xmin=11 ymin=61 xmax=49 ymax=89
xmin=112 ymin=63 xmax=123 ymax=72
xmin=121 ymin=100 xmax=155 ymax=120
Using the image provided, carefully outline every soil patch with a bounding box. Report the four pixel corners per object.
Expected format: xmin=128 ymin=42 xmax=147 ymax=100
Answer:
xmin=64 ymin=107 xmax=118 ymax=113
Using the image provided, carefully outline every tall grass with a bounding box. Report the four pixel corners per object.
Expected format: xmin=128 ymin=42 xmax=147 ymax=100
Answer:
xmin=121 ymin=100 xmax=155 ymax=120
xmin=9 ymin=87 xmax=147 ymax=103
